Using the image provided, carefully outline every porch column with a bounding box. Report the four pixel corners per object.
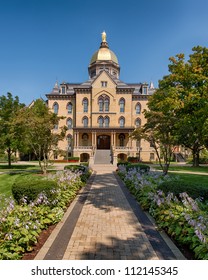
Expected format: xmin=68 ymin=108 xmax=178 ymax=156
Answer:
xmin=77 ymin=132 xmax=79 ymax=147
xmin=128 ymin=132 xmax=132 ymax=148
xmin=94 ymin=131 xmax=97 ymax=148
xmin=92 ymin=132 xmax=94 ymax=147
xmin=114 ymin=132 xmax=116 ymax=148
xmin=111 ymin=131 xmax=114 ymax=147
xmin=74 ymin=132 xmax=77 ymax=148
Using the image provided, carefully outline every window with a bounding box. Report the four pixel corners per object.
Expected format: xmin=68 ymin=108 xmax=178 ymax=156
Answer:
xmin=136 ymin=103 xmax=141 ymax=114
xmin=67 ymin=118 xmax=72 ymax=129
xmin=61 ymin=87 xmax=66 ymax=94
xmin=83 ymin=116 xmax=88 ymax=127
xmin=104 ymin=116 xmax=109 ymax=127
xmin=119 ymin=98 xmax=125 ymax=113
xmin=67 ymin=102 xmax=72 ymax=114
xmin=82 ymin=133 xmax=89 ymax=146
xmin=135 ymin=118 xmax=141 ymax=128
xmin=119 ymin=133 xmax=125 ymax=146
xmin=98 ymin=95 xmax=110 ymax=112
xmin=101 ymin=81 xmax=107 ymax=87
xmin=119 ymin=117 xmax=125 ymax=127
xmin=99 ymin=98 xmax=104 ymax=112
xmin=83 ymin=98 xmax=88 ymax=113
xmin=104 ymin=98 xmax=109 ymax=112
xmin=54 ymin=123 xmax=58 ymax=130
xmin=98 ymin=116 xmax=104 ymax=127
xmin=53 ymin=102 xmax=59 ymax=114
xmin=143 ymin=86 xmax=148 ymax=94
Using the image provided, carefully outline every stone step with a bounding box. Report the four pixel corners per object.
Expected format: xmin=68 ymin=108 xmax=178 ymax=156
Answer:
xmin=94 ymin=149 xmax=111 ymax=164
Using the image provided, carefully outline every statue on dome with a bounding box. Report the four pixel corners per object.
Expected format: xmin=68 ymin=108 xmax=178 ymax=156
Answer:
xmin=101 ymin=31 xmax=107 ymax=42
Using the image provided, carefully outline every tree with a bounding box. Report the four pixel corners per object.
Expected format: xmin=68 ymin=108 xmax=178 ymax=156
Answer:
xmin=0 ymin=92 xmax=25 ymax=167
xmin=131 ymin=87 xmax=178 ymax=175
xmin=15 ymin=99 xmax=67 ymax=174
xmin=154 ymin=46 xmax=208 ymax=167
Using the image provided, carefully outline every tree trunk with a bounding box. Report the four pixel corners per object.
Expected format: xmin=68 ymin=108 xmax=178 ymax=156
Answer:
xmin=192 ymin=149 xmax=200 ymax=167
xmin=7 ymin=147 xmax=12 ymax=168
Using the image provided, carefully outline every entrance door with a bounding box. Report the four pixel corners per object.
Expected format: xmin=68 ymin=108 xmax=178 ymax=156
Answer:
xmin=97 ymin=135 xmax=110 ymax=149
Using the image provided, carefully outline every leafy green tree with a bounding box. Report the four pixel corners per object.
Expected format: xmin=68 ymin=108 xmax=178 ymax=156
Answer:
xmin=15 ymin=99 xmax=67 ymax=174
xmin=132 ymin=46 xmax=208 ymax=170
xmin=154 ymin=46 xmax=208 ymax=167
xmin=0 ymin=93 xmax=25 ymax=167
xmin=131 ymin=87 xmax=178 ymax=175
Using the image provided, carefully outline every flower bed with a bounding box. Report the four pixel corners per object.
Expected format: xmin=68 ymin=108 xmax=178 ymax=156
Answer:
xmin=0 ymin=170 xmax=86 ymax=260
xmin=117 ymin=165 xmax=208 ymax=260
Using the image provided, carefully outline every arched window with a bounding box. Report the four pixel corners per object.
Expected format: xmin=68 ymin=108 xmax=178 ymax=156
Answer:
xmin=98 ymin=95 xmax=110 ymax=112
xmin=98 ymin=97 xmax=104 ymax=112
xmin=82 ymin=133 xmax=89 ymax=146
xmin=67 ymin=102 xmax=72 ymax=114
xmin=119 ymin=117 xmax=125 ymax=127
xmin=83 ymin=98 xmax=88 ymax=113
xmin=82 ymin=116 xmax=88 ymax=127
xmin=67 ymin=118 xmax=72 ymax=129
xmin=53 ymin=102 xmax=59 ymax=114
xmin=98 ymin=116 xmax=104 ymax=128
xmin=135 ymin=118 xmax=141 ymax=128
xmin=104 ymin=116 xmax=109 ymax=127
xmin=104 ymin=98 xmax=109 ymax=112
xmin=119 ymin=133 xmax=125 ymax=146
xmin=135 ymin=103 xmax=141 ymax=114
xmin=119 ymin=98 xmax=125 ymax=113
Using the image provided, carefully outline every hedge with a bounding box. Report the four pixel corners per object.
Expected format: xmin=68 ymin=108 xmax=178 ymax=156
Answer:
xmin=64 ymin=165 xmax=86 ymax=172
xmin=158 ymin=180 xmax=208 ymax=200
xmin=12 ymin=179 xmax=58 ymax=204
xmin=126 ymin=163 xmax=150 ymax=173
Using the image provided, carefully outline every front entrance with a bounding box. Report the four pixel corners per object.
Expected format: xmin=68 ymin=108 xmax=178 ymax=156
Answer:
xmin=97 ymin=135 xmax=110 ymax=149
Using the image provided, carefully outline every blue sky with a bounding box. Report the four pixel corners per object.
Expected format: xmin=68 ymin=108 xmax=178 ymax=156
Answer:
xmin=0 ymin=0 xmax=208 ymax=105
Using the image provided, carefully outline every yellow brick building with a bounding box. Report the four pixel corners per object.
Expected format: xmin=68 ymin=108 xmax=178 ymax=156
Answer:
xmin=46 ymin=32 xmax=156 ymax=165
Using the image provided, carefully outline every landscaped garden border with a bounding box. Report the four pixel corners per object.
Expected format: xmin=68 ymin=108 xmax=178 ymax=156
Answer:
xmin=117 ymin=164 xmax=208 ymax=260
xmin=0 ymin=168 xmax=91 ymax=260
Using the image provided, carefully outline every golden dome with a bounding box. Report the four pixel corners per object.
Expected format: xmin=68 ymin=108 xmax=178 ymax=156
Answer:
xmin=90 ymin=32 xmax=119 ymax=65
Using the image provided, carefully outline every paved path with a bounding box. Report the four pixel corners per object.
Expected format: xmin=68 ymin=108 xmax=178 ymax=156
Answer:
xmin=35 ymin=165 xmax=185 ymax=260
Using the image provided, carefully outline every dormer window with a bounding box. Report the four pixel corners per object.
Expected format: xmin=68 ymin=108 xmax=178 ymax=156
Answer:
xmin=101 ymin=81 xmax=107 ymax=87
xmin=61 ymin=87 xmax=66 ymax=94
xmin=142 ymin=86 xmax=148 ymax=95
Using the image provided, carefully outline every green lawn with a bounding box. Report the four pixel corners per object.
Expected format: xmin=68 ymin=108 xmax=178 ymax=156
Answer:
xmin=0 ymin=173 xmax=43 ymax=198
xmin=154 ymin=164 xmax=208 ymax=173
xmin=171 ymin=173 xmax=208 ymax=188
xmin=0 ymin=164 xmax=40 ymax=172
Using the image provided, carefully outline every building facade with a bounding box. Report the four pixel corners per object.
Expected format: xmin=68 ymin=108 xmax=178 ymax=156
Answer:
xmin=46 ymin=32 xmax=156 ymax=165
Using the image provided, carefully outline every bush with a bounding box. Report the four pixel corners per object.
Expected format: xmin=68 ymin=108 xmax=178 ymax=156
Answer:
xmin=12 ymin=179 xmax=58 ymax=204
xmin=126 ymin=163 xmax=150 ymax=173
xmin=127 ymin=156 xmax=139 ymax=162
xmin=158 ymin=180 xmax=208 ymax=200
xmin=117 ymin=162 xmax=129 ymax=167
xmin=64 ymin=165 xmax=86 ymax=172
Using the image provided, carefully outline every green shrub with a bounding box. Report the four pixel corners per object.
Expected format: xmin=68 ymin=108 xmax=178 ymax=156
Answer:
xmin=158 ymin=180 xmax=208 ymax=200
xmin=12 ymin=179 xmax=58 ymax=204
xmin=64 ymin=165 xmax=86 ymax=172
xmin=126 ymin=163 xmax=150 ymax=173
xmin=68 ymin=157 xmax=79 ymax=160
xmin=117 ymin=162 xmax=129 ymax=167
xmin=127 ymin=156 xmax=139 ymax=162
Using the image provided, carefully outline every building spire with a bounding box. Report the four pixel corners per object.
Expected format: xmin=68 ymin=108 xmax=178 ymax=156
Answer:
xmin=101 ymin=31 xmax=107 ymax=42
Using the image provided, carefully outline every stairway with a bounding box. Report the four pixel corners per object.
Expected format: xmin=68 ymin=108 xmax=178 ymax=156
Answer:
xmin=94 ymin=149 xmax=112 ymax=164
xmin=174 ymin=153 xmax=186 ymax=162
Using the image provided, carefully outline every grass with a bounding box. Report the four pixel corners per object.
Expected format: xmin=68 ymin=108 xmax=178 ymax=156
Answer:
xmin=0 ymin=173 xmax=44 ymax=198
xmin=154 ymin=164 xmax=208 ymax=173
xmin=170 ymin=173 xmax=208 ymax=188
xmin=0 ymin=164 xmax=40 ymax=171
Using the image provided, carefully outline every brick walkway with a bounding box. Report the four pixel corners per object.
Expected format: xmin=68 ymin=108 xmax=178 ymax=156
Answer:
xmin=35 ymin=165 xmax=185 ymax=260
